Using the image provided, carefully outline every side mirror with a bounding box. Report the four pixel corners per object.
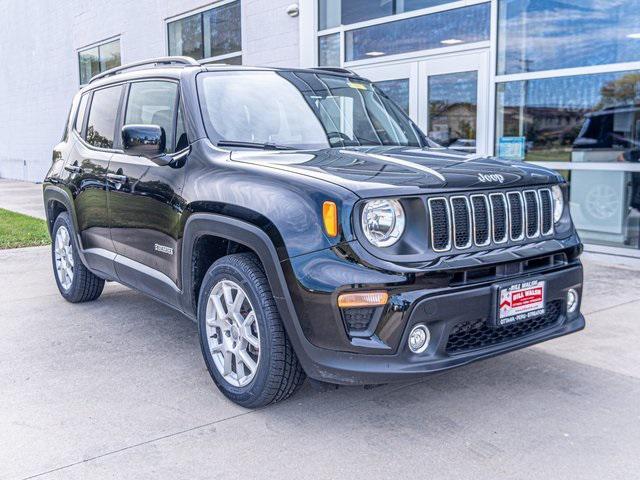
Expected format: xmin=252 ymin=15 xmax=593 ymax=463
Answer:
xmin=122 ymin=124 xmax=171 ymax=165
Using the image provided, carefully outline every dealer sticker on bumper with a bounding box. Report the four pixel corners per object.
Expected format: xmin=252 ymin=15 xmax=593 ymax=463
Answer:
xmin=498 ymin=280 xmax=546 ymax=326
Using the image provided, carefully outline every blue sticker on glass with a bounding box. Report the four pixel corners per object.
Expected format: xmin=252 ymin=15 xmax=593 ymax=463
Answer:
xmin=499 ymin=137 xmax=526 ymax=160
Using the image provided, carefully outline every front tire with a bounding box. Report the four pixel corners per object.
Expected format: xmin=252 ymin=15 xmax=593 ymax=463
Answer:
xmin=51 ymin=212 xmax=105 ymax=303
xmin=198 ymin=253 xmax=305 ymax=408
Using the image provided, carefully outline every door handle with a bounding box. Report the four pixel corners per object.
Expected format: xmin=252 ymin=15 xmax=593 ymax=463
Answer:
xmin=64 ymin=165 xmax=83 ymax=174
xmin=107 ymin=173 xmax=128 ymax=183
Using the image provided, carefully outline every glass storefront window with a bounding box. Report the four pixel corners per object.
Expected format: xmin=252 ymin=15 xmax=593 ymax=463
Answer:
xmin=99 ymin=40 xmax=121 ymax=72
xmin=168 ymin=1 xmax=242 ymax=62
xmin=168 ymin=12 xmax=204 ymax=59
xmin=318 ymin=33 xmax=340 ymax=67
xmin=319 ymin=0 xmax=341 ymax=30
xmin=496 ymin=71 xmax=640 ymax=249
xmin=569 ymin=169 xmax=640 ymax=249
xmin=345 ymin=4 xmax=490 ymax=62
xmin=498 ymin=0 xmax=640 ymax=75
xmin=319 ymin=0 xmax=463 ymax=30
xmin=496 ymin=71 xmax=640 ymax=163
xmin=78 ymin=39 xmax=121 ymax=85
xmin=78 ymin=47 xmax=99 ymax=85
xmin=203 ymin=1 xmax=242 ymax=58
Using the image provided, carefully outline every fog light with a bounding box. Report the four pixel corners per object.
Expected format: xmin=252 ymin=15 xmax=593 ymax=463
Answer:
xmin=408 ymin=324 xmax=430 ymax=354
xmin=567 ymin=289 xmax=579 ymax=313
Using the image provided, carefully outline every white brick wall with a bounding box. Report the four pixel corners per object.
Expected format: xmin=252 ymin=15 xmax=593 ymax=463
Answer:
xmin=0 ymin=0 xmax=301 ymax=182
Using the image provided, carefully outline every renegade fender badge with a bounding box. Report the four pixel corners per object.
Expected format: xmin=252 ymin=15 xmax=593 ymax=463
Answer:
xmin=154 ymin=244 xmax=174 ymax=255
xmin=478 ymin=173 xmax=505 ymax=184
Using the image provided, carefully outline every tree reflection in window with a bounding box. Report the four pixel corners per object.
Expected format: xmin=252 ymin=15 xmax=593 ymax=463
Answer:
xmin=85 ymin=126 xmax=112 ymax=149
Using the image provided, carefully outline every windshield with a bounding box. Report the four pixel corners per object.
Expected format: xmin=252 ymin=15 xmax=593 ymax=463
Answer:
xmin=198 ymin=70 xmax=426 ymax=150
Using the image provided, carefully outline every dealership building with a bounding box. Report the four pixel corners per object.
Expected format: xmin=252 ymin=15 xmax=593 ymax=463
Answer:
xmin=1 ymin=0 xmax=639 ymax=256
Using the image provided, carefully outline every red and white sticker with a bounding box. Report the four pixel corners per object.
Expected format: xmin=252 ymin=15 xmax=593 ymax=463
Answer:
xmin=498 ymin=280 xmax=545 ymax=326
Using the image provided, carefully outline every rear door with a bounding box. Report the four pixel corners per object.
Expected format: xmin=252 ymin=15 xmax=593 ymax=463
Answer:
xmin=107 ymin=79 xmax=187 ymax=297
xmin=64 ymin=84 xmax=124 ymax=277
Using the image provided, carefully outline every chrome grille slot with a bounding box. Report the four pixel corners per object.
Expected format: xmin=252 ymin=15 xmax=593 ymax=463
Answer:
xmin=428 ymin=198 xmax=451 ymax=252
xmin=450 ymin=196 xmax=472 ymax=249
xmin=470 ymin=195 xmax=490 ymax=246
xmin=524 ymin=190 xmax=540 ymax=238
xmin=426 ymin=187 xmax=555 ymax=253
xmin=539 ymin=189 xmax=554 ymax=235
xmin=489 ymin=193 xmax=508 ymax=244
xmin=507 ymin=192 xmax=525 ymax=241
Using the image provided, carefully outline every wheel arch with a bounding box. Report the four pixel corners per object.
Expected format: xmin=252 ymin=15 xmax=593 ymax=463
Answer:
xmin=180 ymin=213 xmax=317 ymax=374
xmin=43 ymin=185 xmax=78 ymax=235
xmin=181 ymin=213 xmax=289 ymax=316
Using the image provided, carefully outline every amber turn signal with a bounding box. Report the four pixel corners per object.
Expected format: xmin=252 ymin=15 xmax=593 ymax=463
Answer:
xmin=338 ymin=291 xmax=389 ymax=308
xmin=323 ymin=201 xmax=338 ymax=237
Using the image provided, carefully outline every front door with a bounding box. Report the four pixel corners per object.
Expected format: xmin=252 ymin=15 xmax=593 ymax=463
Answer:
xmin=107 ymin=80 xmax=187 ymax=299
xmin=354 ymin=50 xmax=490 ymax=155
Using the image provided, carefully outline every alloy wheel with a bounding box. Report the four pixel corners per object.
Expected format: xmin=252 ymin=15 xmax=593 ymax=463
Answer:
xmin=205 ymin=280 xmax=261 ymax=387
xmin=54 ymin=225 xmax=74 ymax=290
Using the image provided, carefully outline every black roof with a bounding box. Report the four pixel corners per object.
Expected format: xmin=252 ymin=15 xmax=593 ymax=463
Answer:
xmin=84 ymin=55 xmax=361 ymax=92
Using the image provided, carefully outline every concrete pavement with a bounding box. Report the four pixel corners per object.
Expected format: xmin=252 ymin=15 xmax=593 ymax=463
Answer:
xmin=0 ymin=179 xmax=45 ymax=219
xmin=1 ymin=246 xmax=639 ymax=480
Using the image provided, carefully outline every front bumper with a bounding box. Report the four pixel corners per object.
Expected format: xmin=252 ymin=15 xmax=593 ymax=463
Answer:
xmin=281 ymin=255 xmax=584 ymax=385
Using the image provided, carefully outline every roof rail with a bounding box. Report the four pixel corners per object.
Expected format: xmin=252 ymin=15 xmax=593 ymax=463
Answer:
xmin=89 ymin=56 xmax=200 ymax=84
xmin=312 ymin=67 xmax=360 ymax=77
xmin=198 ymin=60 xmax=230 ymax=67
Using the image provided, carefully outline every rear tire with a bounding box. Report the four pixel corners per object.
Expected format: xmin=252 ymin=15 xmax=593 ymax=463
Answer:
xmin=51 ymin=212 xmax=105 ymax=303
xmin=198 ymin=253 xmax=305 ymax=408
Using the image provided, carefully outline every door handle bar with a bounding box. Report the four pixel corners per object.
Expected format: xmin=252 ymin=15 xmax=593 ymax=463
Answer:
xmin=106 ymin=173 xmax=128 ymax=183
xmin=64 ymin=165 xmax=83 ymax=174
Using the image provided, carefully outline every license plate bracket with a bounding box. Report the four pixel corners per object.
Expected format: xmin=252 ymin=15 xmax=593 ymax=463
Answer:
xmin=491 ymin=280 xmax=546 ymax=327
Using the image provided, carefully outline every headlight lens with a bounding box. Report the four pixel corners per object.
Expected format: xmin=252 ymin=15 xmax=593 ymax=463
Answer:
xmin=552 ymin=185 xmax=565 ymax=223
xmin=361 ymin=199 xmax=406 ymax=247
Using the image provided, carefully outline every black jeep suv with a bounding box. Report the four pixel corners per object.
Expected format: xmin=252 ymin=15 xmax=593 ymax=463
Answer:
xmin=44 ymin=57 xmax=584 ymax=408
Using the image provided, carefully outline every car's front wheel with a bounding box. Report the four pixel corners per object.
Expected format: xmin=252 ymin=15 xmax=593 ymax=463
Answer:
xmin=51 ymin=212 xmax=105 ymax=303
xmin=198 ymin=253 xmax=305 ymax=408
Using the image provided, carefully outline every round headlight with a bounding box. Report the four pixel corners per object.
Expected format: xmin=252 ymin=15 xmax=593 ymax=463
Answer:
xmin=552 ymin=185 xmax=565 ymax=223
xmin=361 ymin=199 xmax=405 ymax=247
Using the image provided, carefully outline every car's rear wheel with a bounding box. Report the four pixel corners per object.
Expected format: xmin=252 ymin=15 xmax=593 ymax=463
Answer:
xmin=51 ymin=212 xmax=105 ymax=303
xmin=198 ymin=253 xmax=305 ymax=408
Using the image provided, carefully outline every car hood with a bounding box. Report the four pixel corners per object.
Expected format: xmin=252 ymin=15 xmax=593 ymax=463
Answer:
xmin=231 ymin=146 xmax=563 ymax=198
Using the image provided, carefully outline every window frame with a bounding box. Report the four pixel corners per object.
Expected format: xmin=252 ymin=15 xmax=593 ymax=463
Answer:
xmin=73 ymin=94 xmax=90 ymax=137
xmin=122 ymin=79 xmax=183 ymax=154
xmin=77 ymin=37 xmax=122 ymax=86
xmin=311 ymin=0 xmax=491 ymax=68
xmin=165 ymin=1 xmax=242 ymax=65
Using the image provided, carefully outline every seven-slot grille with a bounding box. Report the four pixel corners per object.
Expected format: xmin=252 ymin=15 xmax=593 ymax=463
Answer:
xmin=429 ymin=188 xmax=554 ymax=252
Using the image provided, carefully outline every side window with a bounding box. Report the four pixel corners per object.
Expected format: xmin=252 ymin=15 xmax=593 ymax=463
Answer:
xmin=74 ymin=94 xmax=89 ymax=134
xmin=86 ymin=86 xmax=122 ymax=149
xmin=176 ymin=106 xmax=189 ymax=151
xmin=125 ymin=81 xmax=179 ymax=153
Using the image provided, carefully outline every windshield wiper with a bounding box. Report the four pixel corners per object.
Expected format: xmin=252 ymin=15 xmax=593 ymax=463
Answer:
xmin=217 ymin=140 xmax=296 ymax=150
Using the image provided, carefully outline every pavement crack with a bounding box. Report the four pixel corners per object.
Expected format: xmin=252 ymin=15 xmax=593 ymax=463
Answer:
xmin=20 ymin=380 xmax=432 ymax=479
xmin=20 ymin=409 xmax=257 ymax=480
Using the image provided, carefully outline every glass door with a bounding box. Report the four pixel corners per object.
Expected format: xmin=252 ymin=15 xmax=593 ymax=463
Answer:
xmin=352 ymin=61 xmax=418 ymax=121
xmin=352 ymin=50 xmax=490 ymax=154
xmin=419 ymin=50 xmax=490 ymax=154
